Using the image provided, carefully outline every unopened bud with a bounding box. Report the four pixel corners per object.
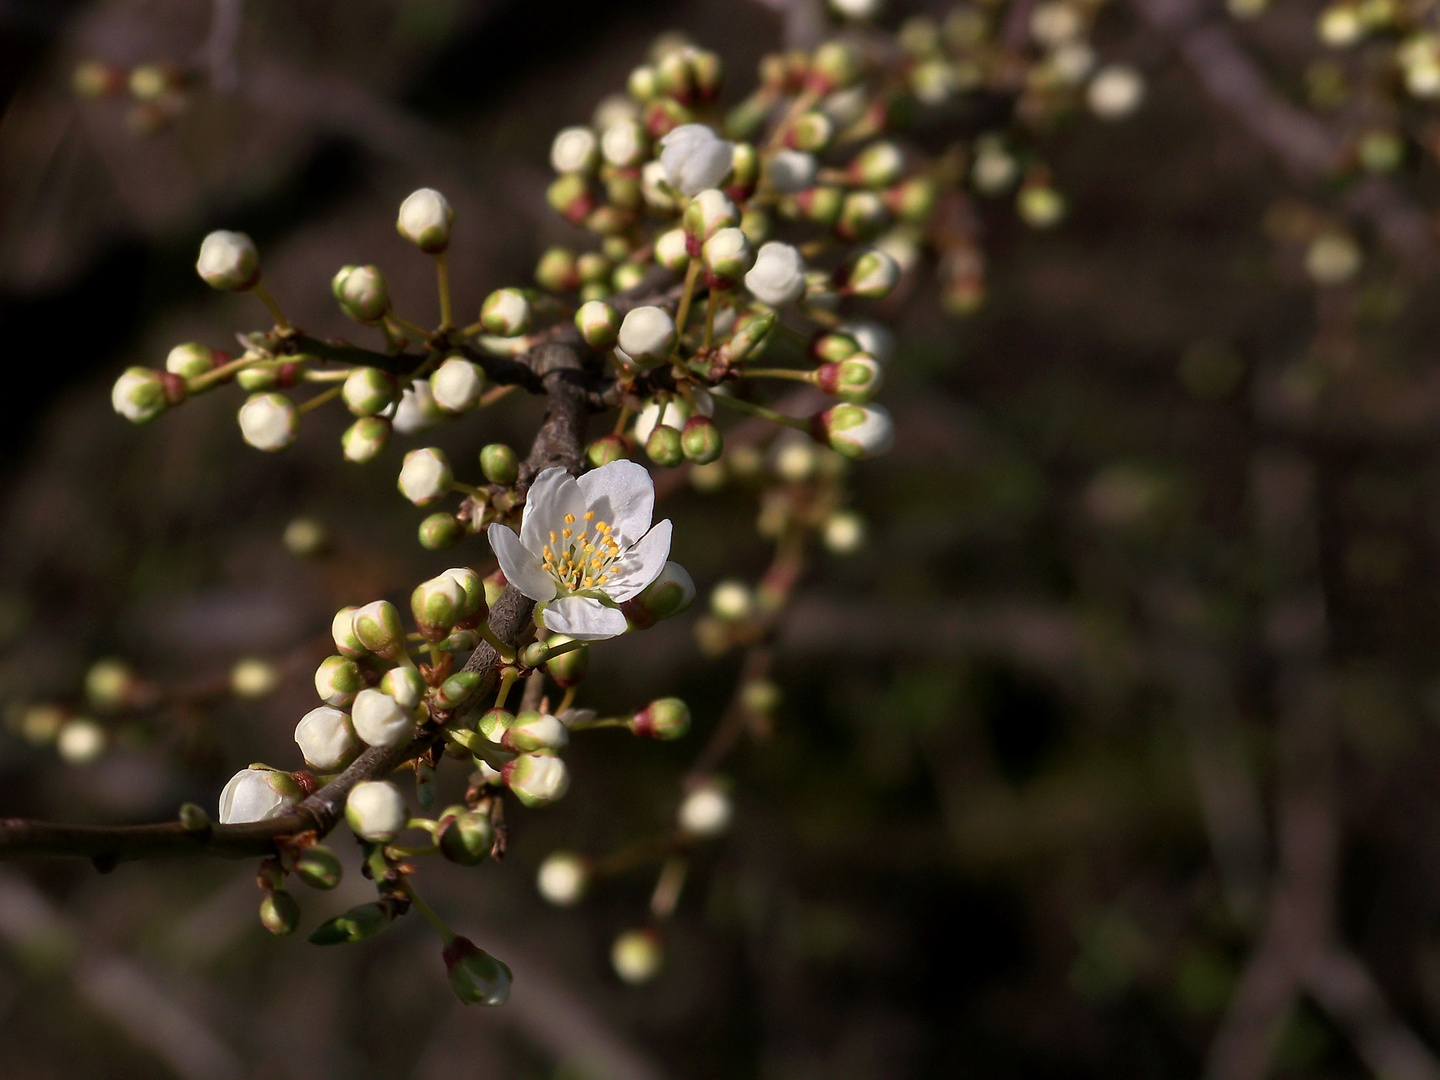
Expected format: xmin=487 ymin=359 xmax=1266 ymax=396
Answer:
xmin=550 ymin=125 xmax=599 ymax=174
xmin=544 ymin=637 xmax=589 ymax=686
xmin=85 ymin=658 xmax=137 ymax=712
xmin=480 ymin=443 xmax=519 ymax=485
xmin=809 ymin=40 xmax=863 ymax=93
xmin=835 ymin=190 xmax=890 ymax=243
xmin=502 ymin=711 xmax=569 ymax=753
xmin=294 ymin=844 xmax=342 ymax=889
xmin=823 ymin=510 xmax=867 ymax=553
xmin=588 ymin=434 xmax=630 ymax=467
xmin=618 ymin=306 xmax=677 ymax=367
xmin=744 ymin=241 xmax=806 ymax=306
xmin=536 ymin=246 xmax=580 ymax=292
xmin=331 ymin=606 xmax=366 ymax=657
xmin=345 ymin=779 xmax=407 ymax=842
xmin=602 ymin=118 xmax=649 ymax=167
xmin=1017 ymin=184 xmax=1065 ymax=229
xmin=886 ymin=176 xmax=937 ymax=224
xmin=796 ymin=185 xmax=843 ymax=226
xmin=196 ymin=230 xmax=259 ymax=290
xmin=849 ymin=141 xmax=904 ymax=188
xmin=710 ymin=580 xmax=754 ymax=621
xmin=654 ymin=228 xmax=691 ymax=273
xmin=443 ymin=936 xmax=513 ymax=1006
xmin=702 ymin=227 xmax=754 ymax=286
xmin=812 ymin=402 xmax=894 ymax=459
xmin=342 ymin=416 xmax=391 ymax=462
xmin=817 ymin=355 xmax=883 ymax=403
xmin=659 ymin=123 xmax=733 ymax=195
xmin=683 ymin=188 xmax=738 ymax=243
xmin=397 ymin=188 xmax=454 ymax=253
xmin=332 ymin=264 xmax=389 ymax=323
xmin=681 ymin=415 xmax=723 ymax=464
xmin=623 ymin=561 xmax=696 ymax=628
xmin=314 ymin=654 xmax=363 ymax=708
xmin=537 ymin=851 xmax=589 ymax=906
xmin=502 ymin=753 xmax=571 ymax=807
xmin=646 ymin=424 xmax=684 ymax=467
xmin=218 ymin=767 xmax=301 ymax=824
xmin=380 ymin=666 xmax=426 ymax=709
xmin=230 ymin=658 xmax=278 ymax=698
xmin=111 ymin=368 xmax=170 ymax=424
xmin=478 ymin=706 xmax=515 ymax=744
xmin=57 ymin=719 xmax=105 ymax=764
xmin=431 ymin=358 xmax=484 ymax=413
xmin=419 ymin=512 xmax=464 ymax=550
xmin=260 ymin=890 xmax=300 ymax=936
xmin=547 ymin=173 xmax=595 ymax=224
xmin=679 ymin=781 xmax=732 ymax=836
xmin=438 ymin=805 xmax=495 ymax=865
xmin=719 ymin=309 xmax=777 ymax=364
xmin=342 ymin=367 xmax=395 ymax=417
xmin=434 ymin=670 xmax=481 ymax=710
xmin=351 ymin=600 xmax=405 ymax=661
xmin=350 ymin=686 xmax=414 ymax=749
xmin=480 ymin=288 xmax=532 ymax=337
xmin=238 ymin=393 xmax=299 ymax=452
xmin=308 ymin=902 xmax=390 ymax=945
xmin=786 ymin=110 xmax=833 ymax=153
xmin=741 ymin=678 xmax=781 ymax=715
xmin=763 ymin=149 xmax=818 ymax=193
xmin=295 ymin=705 xmax=360 ymax=770
xmin=631 ymin=698 xmax=691 ymax=739
xmin=575 ymin=300 xmax=621 ymax=349
xmin=165 ymin=342 xmax=216 ymax=379
xmin=839 ymin=248 xmax=900 ymax=298
xmin=398 ymin=447 xmax=452 ymax=506
xmin=612 ymin=928 xmax=664 ymax=984
xmin=412 ymin=574 xmax=465 ymax=640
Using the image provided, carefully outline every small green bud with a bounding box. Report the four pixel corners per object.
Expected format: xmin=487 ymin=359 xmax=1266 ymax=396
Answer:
xmin=419 ymin=512 xmax=464 ymax=550
xmin=518 ymin=641 xmax=550 ymax=669
xmin=544 ymin=637 xmax=588 ymax=687
xmin=309 ymin=902 xmax=391 ymax=945
xmin=796 ymin=185 xmax=843 ymax=227
xmin=283 ymin=516 xmax=328 ymax=557
xmin=835 ymin=190 xmax=891 ymax=243
xmin=741 ymin=678 xmax=781 ymax=714
xmin=547 ymin=173 xmax=595 ymax=224
xmin=434 ymin=670 xmax=482 ymax=710
xmin=478 ymin=707 xmax=514 ymax=744
xmin=886 ymin=176 xmax=937 ymax=224
xmin=809 ymin=40 xmax=863 ymax=93
xmin=501 ymin=711 xmax=569 ymax=753
xmin=86 ymin=658 xmax=137 ymax=712
xmin=480 ymin=443 xmax=520 ymax=485
xmin=681 ymin=415 xmax=723 ymax=465
xmin=437 ymin=628 xmax=480 ymax=653
xmin=646 ymin=424 xmax=684 ymax=467
xmin=576 ymin=251 xmax=614 ymax=284
xmin=728 ymin=142 xmax=759 ymax=194
xmin=438 ymin=806 xmax=495 ymax=865
xmin=351 ymin=600 xmax=405 ymax=661
xmin=331 ymin=606 xmax=366 ymax=657
xmin=811 ymin=403 xmax=894 ymax=459
xmin=412 ymin=573 xmax=466 ymax=641
xmin=654 ymin=228 xmax=691 ymax=272
xmin=739 ymin=207 xmax=772 ymax=246
xmin=480 ymin=288 xmax=532 ymax=337
xmin=812 ymin=331 xmax=859 ymax=362
xmin=587 ymin=434 xmax=630 ymax=467
xmin=631 ymin=697 xmax=691 ymax=739
xmin=294 ymin=844 xmax=343 ymax=889
xmin=576 ymin=300 xmax=621 ymax=349
xmin=719 ymin=309 xmax=777 ymax=364
xmin=111 ymin=367 xmax=172 ymax=424
xmin=165 ymin=342 xmax=216 ymax=379
xmin=442 ymin=567 xmax=486 ymax=621
xmin=622 ymin=561 xmax=696 ymax=628
xmin=849 ymin=141 xmax=905 ymax=188
xmin=816 ymin=355 xmax=883 ymax=403
xmin=443 ymin=936 xmax=513 ymax=1006
xmin=612 ymin=261 xmax=646 ymax=293
xmin=342 ymin=367 xmax=395 ymax=417
xmin=178 ymin=802 xmax=210 ymax=832
xmin=786 ymin=110 xmax=833 ymax=153
xmin=839 ymin=248 xmax=900 ymax=299
xmin=628 ymin=63 xmax=661 ymax=102
xmin=536 ymin=246 xmax=580 ymax=292
xmin=332 ymin=265 xmax=390 ymax=323
xmin=260 ymin=890 xmax=300 ymax=936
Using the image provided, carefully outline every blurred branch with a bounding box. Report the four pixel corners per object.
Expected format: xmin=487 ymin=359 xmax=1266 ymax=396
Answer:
xmin=199 ymin=0 xmax=243 ymax=91
xmin=1305 ymin=948 xmax=1440 ymax=1080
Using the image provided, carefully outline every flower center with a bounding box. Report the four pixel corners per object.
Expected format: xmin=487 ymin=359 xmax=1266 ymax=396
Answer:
xmin=541 ymin=511 xmax=624 ymax=592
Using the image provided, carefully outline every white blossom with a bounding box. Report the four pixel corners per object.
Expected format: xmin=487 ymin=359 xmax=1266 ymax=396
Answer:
xmin=601 ymin=119 xmax=647 ymax=168
xmin=350 ymin=687 xmax=414 ymax=748
xmin=744 ymin=242 xmax=807 ymax=305
xmin=659 ymin=123 xmax=734 ymax=196
xmin=218 ymin=767 xmax=298 ymax=824
xmin=487 ymin=460 xmax=674 ymax=641
xmin=346 ymin=780 xmax=407 ymax=841
xmin=294 ymin=705 xmax=359 ymax=770
xmin=617 ymin=305 xmax=677 ymax=366
xmin=238 ymin=393 xmax=298 ymax=451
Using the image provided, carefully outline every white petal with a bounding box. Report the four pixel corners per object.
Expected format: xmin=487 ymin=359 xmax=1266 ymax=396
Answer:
xmin=541 ymin=596 xmax=629 ymax=641
xmin=577 ymin=459 xmax=655 ymax=545
xmin=488 ymin=524 xmax=557 ymax=602
xmin=521 ymin=467 xmax=587 ymax=554
xmin=605 ymin=519 xmax=673 ymax=601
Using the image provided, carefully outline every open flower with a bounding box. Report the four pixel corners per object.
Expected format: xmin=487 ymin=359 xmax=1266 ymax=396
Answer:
xmin=486 ymin=460 xmax=673 ymax=641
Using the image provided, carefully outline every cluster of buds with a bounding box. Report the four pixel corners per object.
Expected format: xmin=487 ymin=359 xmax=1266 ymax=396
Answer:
xmin=72 ymin=58 xmax=195 ymax=135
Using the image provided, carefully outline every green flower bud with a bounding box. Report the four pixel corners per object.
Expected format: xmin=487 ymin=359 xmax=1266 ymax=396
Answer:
xmin=587 ymin=434 xmax=630 ymax=467
xmin=196 ymin=230 xmax=259 ymax=290
xmin=681 ymin=415 xmax=723 ymax=464
xmin=628 ymin=63 xmax=661 ymax=102
xmin=885 ymin=176 xmax=937 ymax=224
xmin=483 ymin=570 xmax=506 ymax=609
xmin=576 ymin=251 xmax=613 ymax=284
xmin=342 ymin=416 xmax=391 ymax=463
xmin=728 ymin=142 xmax=758 ymax=195
xmin=332 ymin=264 xmax=390 ymax=323
xmin=294 ymin=844 xmax=342 ymax=889
xmin=719 ymin=309 xmax=777 ymax=365
xmin=345 ymin=779 xmax=407 ymax=842
xmin=412 ymin=573 xmax=465 ymax=641
xmin=702 ymin=227 xmax=754 ymax=286
xmin=308 ymin=902 xmax=391 ymax=945
xmin=480 ymin=443 xmax=520 ymax=485
xmin=654 ymin=228 xmax=691 ymax=273
xmin=835 ymin=190 xmax=891 ymax=243
xmin=165 ymin=342 xmax=216 ymax=379
xmin=816 ymin=355 xmax=883 ymax=403
xmin=437 ymin=629 xmax=480 ymax=653
xmin=809 ymin=40 xmax=863 ymax=93
xmin=434 ymin=670 xmax=481 ymax=710
xmin=178 ymin=802 xmax=210 ymax=832
xmin=575 ymin=300 xmax=621 ymax=349
xmin=478 ymin=707 xmax=514 ymax=744
xmin=282 ymin=516 xmax=328 ymax=557
xmin=839 ymin=248 xmax=900 ymax=298
xmin=739 ymin=207 xmax=771 ymax=246
xmin=445 ymin=564 xmax=486 ymax=620
xmin=342 ymin=367 xmax=395 ymax=417
xmin=796 ymin=185 xmax=843 ymax=227
xmin=431 ymin=358 xmax=485 ymax=413
xmin=1017 ymin=184 xmax=1065 ymax=229
xmin=657 ymin=48 xmax=698 ymax=103
xmin=544 ymin=636 xmax=589 ymax=687
xmin=612 ymin=261 xmax=646 ymax=292
xmin=535 ymin=246 xmax=580 ymax=292
xmin=501 ymin=711 xmax=569 ymax=753
xmin=812 ymin=331 xmax=859 ymax=362
xmin=331 ymin=606 xmax=366 ymax=657
xmin=710 ymin=579 xmax=755 ymax=621
xmin=259 ymin=890 xmax=299 ymax=935
xmin=480 ymin=288 xmax=532 ymax=337
xmin=419 ymin=512 xmax=465 ymax=550
xmin=622 ymin=561 xmax=696 ymax=628
xmin=811 ymin=402 xmax=894 ymax=459
xmin=398 ymin=447 xmax=452 ymax=506
xmin=684 ymin=188 xmax=738 ymax=242
xmin=438 ymin=806 xmax=495 ymax=865
xmin=631 ymin=697 xmax=690 ymax=739
xmin=85 ymin=658 xmax=138 ymax=712
xmin=397 ymin=188 xmax=454 ymax=253
xmin=380 ymin=665 xmax=426 ymax=709
xmin=236 ymin=364 xmax=279 ymax=391
xmin=786 ymin=110 xmax=833 ymax=153
xmin=646 ymin=424 xmax=684 ymax=467
xmin=849 ymin=141 xmax=905 ymax=188
xmin=351 ymin=600 xmax=405 ymax=661
xmin=443 ymin=936 xmax=512 ymax=1005
xmin=238 ymin=392 xmax=299 ymax=452
xmin=605 ymin=172 xmax=643 ymax=211
xmin=111 ymin=367 xmax=172 ymax=424
xmin=502 ymin=753 xmax=571 ymax=807
xmin=547 ymin=173 xmax=595 ymax=224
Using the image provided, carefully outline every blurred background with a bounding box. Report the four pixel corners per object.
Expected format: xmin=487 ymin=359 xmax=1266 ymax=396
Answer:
xmin=3 ymin=0 xmax=1440 ymax=1077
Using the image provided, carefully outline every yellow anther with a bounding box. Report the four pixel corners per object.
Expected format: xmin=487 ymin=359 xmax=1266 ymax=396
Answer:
xmin=583 ymin=511 xmax=594 ymax=521
xmin=564 ymin=513 xmax=575 ymax=525
xmin=549 ymin=530 xmax=557 ymax=543
xmin=562 ymin=528 xmax=572 ymax=539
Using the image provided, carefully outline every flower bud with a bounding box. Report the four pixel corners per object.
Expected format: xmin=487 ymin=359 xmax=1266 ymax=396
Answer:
xmin=314 ymin=654 xmax=363 ymax=707
xmin=823 ymin=510 xmax=867 ymax=553
xmin=550 ymin=125 xmax=599 ymax=174
xmin=427 ymin=357 xmax=482 ymax=414
xmin=196 ymin=230 xmax=259 ymax=290
xmin=812 ymin=402 xmax=894 ymax=459
xmin=774 ymin=438 xmax=819 ymax=483
xmin=294 ymin=844 xmax=342 ymax=889
xmin=681 ymin=415 xmax=723 ymax=464
xmin=351 ymin=600 xmax=406 ymax=661
xmin=443 ymin=936 xmax=513 ymax=1006
xmin=218 ymin=767 xmax=301 ymax=824
xmin=397 ymin=188 xmax=454 ymax=253
xmin=702 ymin=227 xmax=753 ymax=286
xmin=433 ymin=669 xmax=481 ymax=710
xmin=631 ymin=698 xmax=690 ymax=739
xmin=501 ymin=711 xmax=570 ymax=753
xmin=817 ymin=354 xmax=883 ymax=403
xmin=502 ymin=753 xmax=571 ymax=807
xmin=786 ymin=110 xmax=833 ymax=153
xmin=332 ymin=264 xmax=390 ymax=323
xmin=380 ymin=665 xmax=426 ymax=709
xmin=412 ymin=574 xmax=466 ymax=640
xmin=575 ymin=300 xmax=621 ymax=349
xmin=587 ymin=433 xmax=630 ymax=466
xmin=295 ymin=705 xmax=359 ymax=770
xmin=350 ymin=687 xmax=413 ymax=747
xmin=849 ymin=141 xmax=905 ymax=188
xmin=646 ymin=424 xmax=684 ymax=467
xmin=678 ymin=781 xmax=732 ymax=836
xmin=727 ymin=141 xmax=759 ymax=196
xmin=836 ymin=319 xmax=896 ymax=363
xmin=544 ymin=637 xmax=589 ymax=687
xmin=622 ymin=561 xmax=696 ymax=629
xmin=260 ymin=890 xmax=299 ymax=935
xmin=112 ymin=367 xmax=171 ymax=424
xmin=546 ymin=173 xmax=595 ymax=224
xmin=398 ymin=447 xmax=452 ymax=506
xmin=309 ymin=902 xmax=391 ymax=945
xmin=536 ymin=246 xmax=580 ymax=292
xmin=332 ymin=606 xmax=366 ymax=656
xmin=1017 ymin=183 xmax=1065 ymax=229
xmin=537 ymin=851 xmax=589 ymax=906
xmin=478 ymin=706 xmax=514 ymax=744
xmin=618 ymin=305 xmax=677 ymax=367
xmin=346 ymin=780 xmax=407 ymax=842
xmin=342 ymin=416 xmax=391 ymax=462
xmin=835 ymin=190 xmax=890 ymax=243
xmin=719 ymin=309 xmax=777 ymax=364
xmin=236 ymin=389 xmax=306 ymax=452
xmin=839 ymin=248 xmax=900 ymax=298
xmin=601 ymin=118 xmax=648 ymax=168
xmin=809 ymin=40 xmax=863 ymax=93
xmin=165 ymin=342 xmax=216 ymax=379
xmin=419 ymin=512 xmax=464 ymax=550
xmin=763 ymin=149 xmax=817 ymax=193
xmin=230 ymin=658 xmax=278 ymax=698
xmin=612 ymin=928 xmax=664 ymax=984
xmin=343 ymin=367 xmax=395 ymax=417
xmin=85 ymin=658 xmax=138 ymax=712
xmin=654 ymin=228 xmax=691 ymax=273
xmin=57 ymin=719 xmax=106 ymax=764
xmin=438 ymin=805 xmax=495 ymax=865
xmin=744 ymin=241 xmax=806 ymax=306
xmin=480 ymin=288 xmax=532 ymax=337
xmin=710 ymin=580 xmax=754 ymax=622
xmin=683 ymin=188 xmax=738 ymax=243
xmin=641 ymin=160 xmax=680 ymax=211
xmin=659 ymin=123 xmax=734 ymax=195
xmin=442 ymin=567 xmax=485 ymax=621
xmin=886 ymin=176 xmax=937 ymax=224
xmin=393 ymin=380 xmax=446 ymax=436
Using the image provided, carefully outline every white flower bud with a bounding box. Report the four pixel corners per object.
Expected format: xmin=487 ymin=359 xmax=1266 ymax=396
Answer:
xmin=763 ymin=149 xmax=817 ymax=193
xmin=230 ymin=658 xmax=278 ymax=698
xmin=346 ymin=780 xmax=407 ymax=842
xmin=57 ymin=719 xmax=106 ymax=765
xmin=295 ymin=705 xmax=359 ymax=770
xmin=501 ymin=711 xmax=570 ymax=753
xmin=575 ymin=300 xmax=621 ymax=349
xmin=1306 ymin=232 xmax=1362 ymax=285
xmin=836 ymin=320 xmax=896 ymax=364
xmin=351 ymin=600 xmax=405 ymax=660
xmin=1087 ymin=64 xmax=1145 ymax=119
xmin=238 ymin=393 xmax=299 ymax=451
xmin=654 ymin=228 xmax=691 ymax=273
xmin=774 ymin=439 xmax=819 ymax=482
xmin=430 ymin=357 xmax=484 ymax=413
xmin=641 ymin=160 xmax=679 ymax=211
xmin=822 ymin=510 xmax=867 ymax=554
xmin=702 ymin=227 xmax=754 ymax=284
xmin=332 ymin=264 xmax=390 ymax=323
xmin=397 ymin=187 xmax=454 ymax=253
xmin=841 ymin=248 xmax=900 ymax=298
xmin=343 ymin=367 xmax=395 ymax=417
xmin=314 ymin=654 xmax=363 ymax=707
xmin=398 ymin=447 xmax=452 ymax=506
xmin=814 ymin=403 xmax=895 ymax=459
xmin=659 ymin=123 xmax=734 ymax=195
xmin=412 ymin=573 xmax=466 ymax=640
xmin=502 ymin=753 xmax=570 ymax=807
xmin=617 ymin=306 xmax=677 ymax=367
xmin=744 ymin=241 xmax=807 ymax=306
xmin=392 ymin=380 xmax=445 ymax=435
xmin=683 ymin=188 xmax=738 ymax=241
xmin=550 ymin=125 xmax=599 ymax=174
xmin=380 ymin=665 xmax=426 ymax=710
xmin=710 ymin=580 xmax=754 ymax=621
xmin=480 ymin=287 xmax=532 ymax=337
xmin=537 ymin=852 xmax=588 ymax=906
xmin=111 ymin=368 xmax=171 ymax=424
xmin=196 ymin=230 xmax=259 ymax=290
xmin=342 ymin=417 xmax=391 ymax=462
xmin=601 ymin=119 xmax=647 ymax=168
xmin=611 ymin=928 xmax=664 ymax=984
xmin=165 ymin=342 xmax=215 ymax=379
xmin=678 ymin=782 xmax=733 ymax=836
xmin=350 ymin=687 xmax=414 ymax=748
xmin=218 ymin=767 xmax=300 ymax=824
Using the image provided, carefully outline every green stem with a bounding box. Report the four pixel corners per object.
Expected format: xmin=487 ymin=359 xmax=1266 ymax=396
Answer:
xmin=435 ymin=252 xmax=454 ymax=331
xmin=710 ymin=392 xmax=810 ymax=430
xmin=389 ymin=313 xmax=432 ymax=339
xmin=493 ymin=666 xmax=519 ymax=709
xmin=671 ymin=260 xmax=703 ymax=357
xmin=186 ymin=353 xmax=262 ymax=393
xmin=567 ymin=716 xmax=632 ymax=731
xmin=740 ymin=367 xmax=817 ymax=382
xmin=251 ymin=280 xmax=292 ymax=331
xmin=453 ymin=481 xmax=487 ymax=498
xmin=401 ymin=880 xmax=453 ymax=940
xmin=302 ymin=367 xmax=354 ymax=383
xmin=297 ymin=384 xmax=343 ymax=414
xmin=701 ymin=290 xmax=720 ymax=352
